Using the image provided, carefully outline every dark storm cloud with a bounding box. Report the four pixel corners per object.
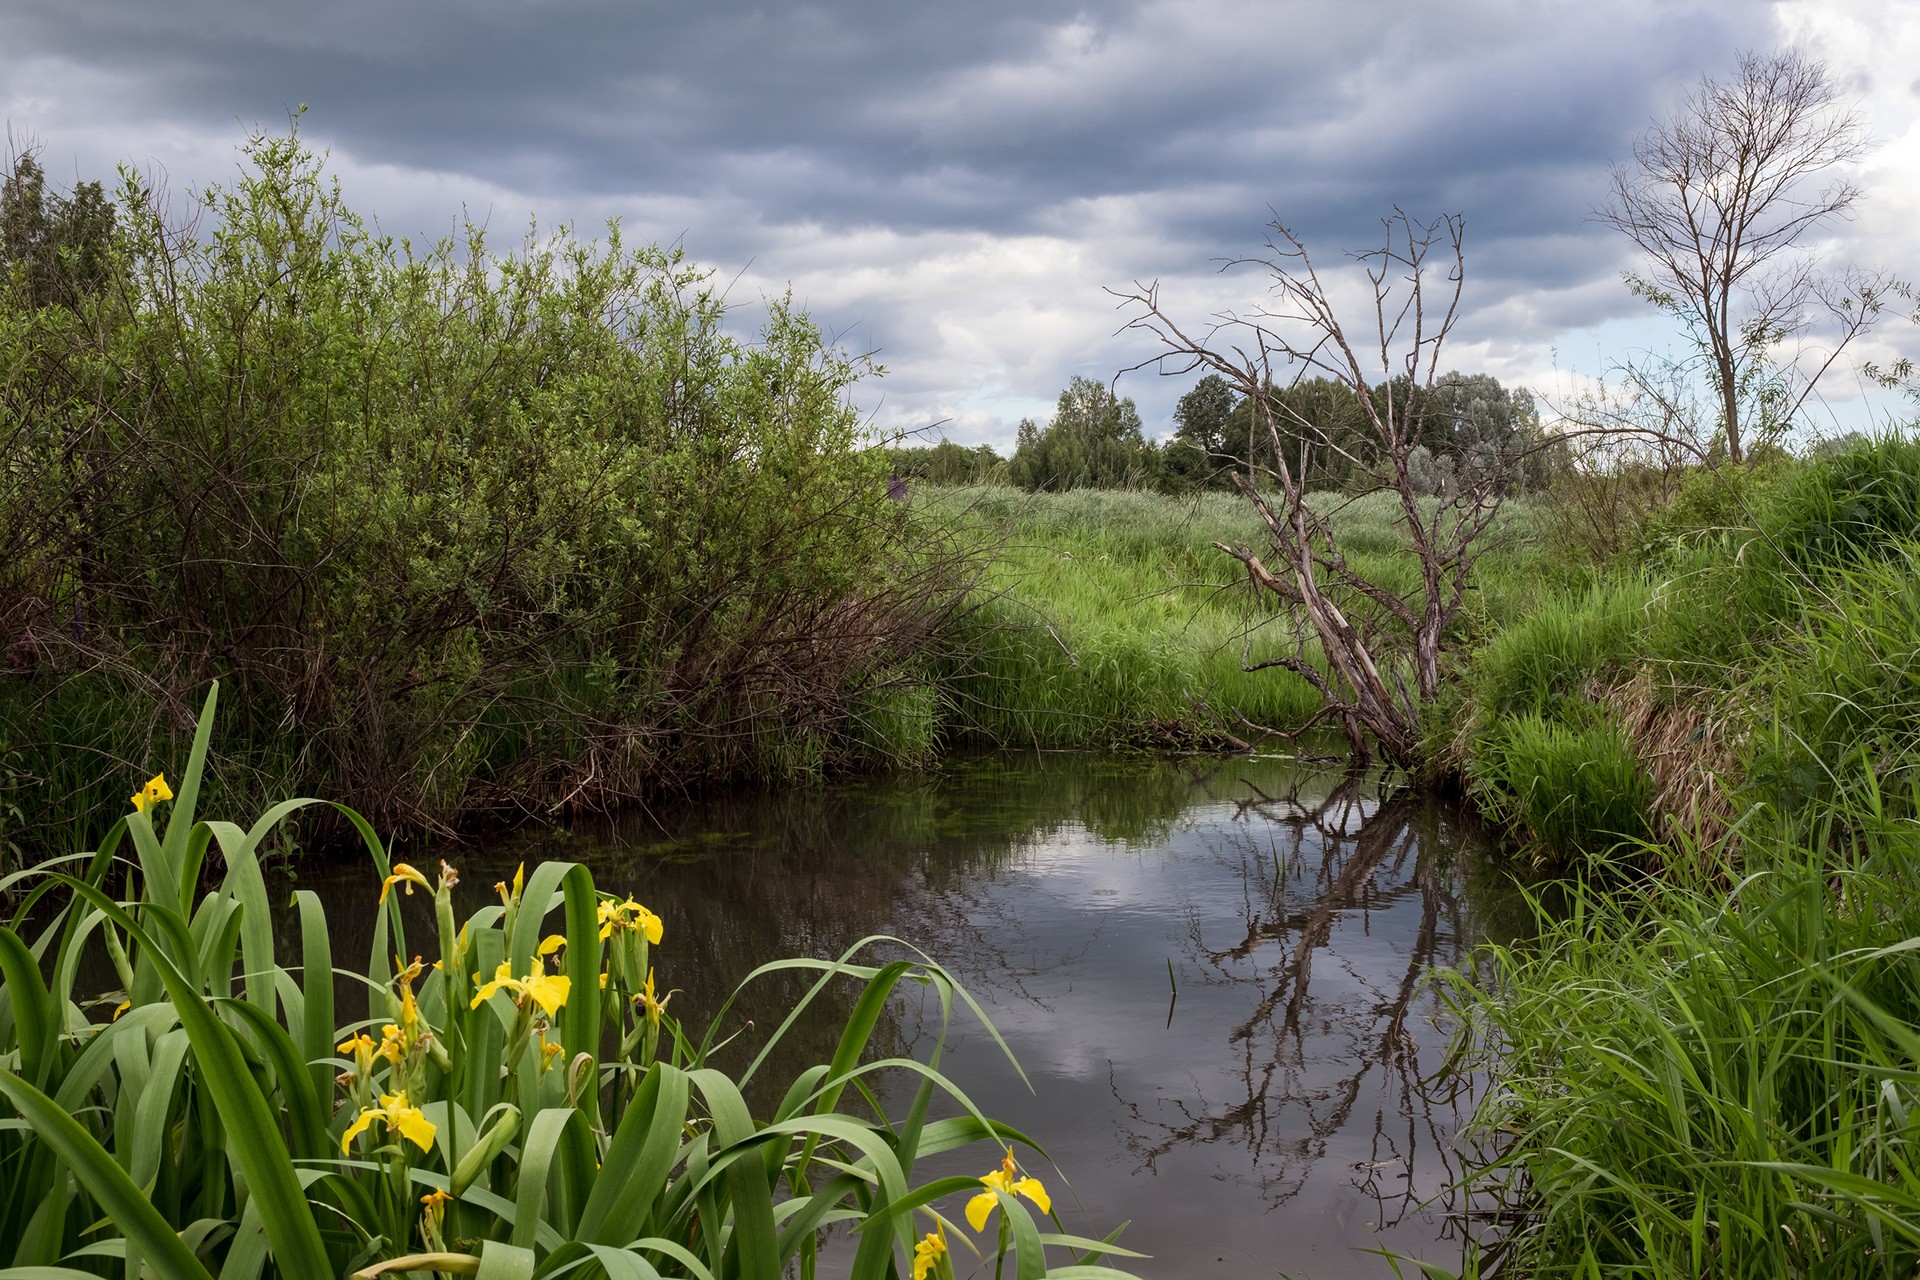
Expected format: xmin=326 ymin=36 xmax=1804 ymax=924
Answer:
xmin=0 ymin=0 xmax=1808 ymax=439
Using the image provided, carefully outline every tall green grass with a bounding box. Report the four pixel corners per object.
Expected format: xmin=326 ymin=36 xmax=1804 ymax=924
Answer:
xmin=0 ymin=684 xmax=1143 ymax=1279
xmin=923 ymin=485 xmax=1553 ymax=751
xmin=1439 ymin=433 xmax=1920 ymax=1278
xmin=1444 ymin=809 xmax=1920 ymax=1278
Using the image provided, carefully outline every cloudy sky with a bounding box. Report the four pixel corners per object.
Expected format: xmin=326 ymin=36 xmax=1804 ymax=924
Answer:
xmin=3 ymin=0 xmax=1916 ymax=447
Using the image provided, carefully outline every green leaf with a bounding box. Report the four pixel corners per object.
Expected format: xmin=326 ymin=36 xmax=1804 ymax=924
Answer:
xmin=161 ymin=683 xmax=220 ymax=908
xmin=0 ymin=927 xmax=59 ymax=1090
xmin=0 ymin=1072 xmax=213 ymax=1280
xmin=294 ymin=890 xmax=335 ymax=1103
xmin=44 ymin=876 xmax=332 ymax=1280
xmin=219 ymin=999 xmax=329 ymax=1160
xmin=687 ymin=1069 xmax=778 ymax=1280
xmin=475 ymin=1241 xmax=537 ymax=1280
xmin=512 ymin=1107 xmax=581 ymax=1252
xmin=574 ymin=1063 xmax=689 ymax=1246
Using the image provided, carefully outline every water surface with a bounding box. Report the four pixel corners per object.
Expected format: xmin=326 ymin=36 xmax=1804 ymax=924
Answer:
xmin=307 ymin=750 xmax=1527 ymax=1278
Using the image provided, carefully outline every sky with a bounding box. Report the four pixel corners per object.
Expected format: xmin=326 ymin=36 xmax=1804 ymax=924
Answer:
xmin=3 ymin=0 xmax=1917 ymax=449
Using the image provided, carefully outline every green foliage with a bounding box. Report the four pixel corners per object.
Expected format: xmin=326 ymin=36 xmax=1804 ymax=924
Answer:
xmin=0 ymin=684 xmax=1143 ymax=1279
xmin=1464 ymin=434 xmax=1920 ymax=857
xmin=1007 ymin=377 xmax=1158 ymax=492
xmin=1206 ymin=372 xmax=1559 ymax=496
xmin=932 ymin=486 xmax=1319 ymax=745
xmin=1443 ymin=433 xmax=1920 ymax=1276
xmin=916 ymin=485 xmax=1548 ymax=750
xmin=1468 ymin=712 xmax=1656 ymax=864
xmin=885 ymin=438 xmax=1005 ymax=486
xmin=0 ymin=125 xmax=957 ymax=841
xmin=0 ymin=150 xmax=116 ymax=309
xmin=1470 ymin=580 xmax=1652 ymax=720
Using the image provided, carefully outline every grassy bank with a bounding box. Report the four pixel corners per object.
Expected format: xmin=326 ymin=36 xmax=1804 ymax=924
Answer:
xmin=1460 ymin=436 xmax=1920 ymax=867
xmin=1440 ymin=434 xmax=1920 ymax=1277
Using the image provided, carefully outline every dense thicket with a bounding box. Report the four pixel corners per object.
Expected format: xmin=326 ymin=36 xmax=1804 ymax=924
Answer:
xmin=0 ymin=129 xmax=965 ymax=844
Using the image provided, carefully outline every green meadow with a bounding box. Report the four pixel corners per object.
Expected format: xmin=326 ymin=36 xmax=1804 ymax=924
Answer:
xmin=917 ymin=484 xmax=1562 ymax=755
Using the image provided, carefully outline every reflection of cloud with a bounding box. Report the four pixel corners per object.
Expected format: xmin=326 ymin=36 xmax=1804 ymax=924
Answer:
xmin=10 ymin=2 xmax=1919 ymax=444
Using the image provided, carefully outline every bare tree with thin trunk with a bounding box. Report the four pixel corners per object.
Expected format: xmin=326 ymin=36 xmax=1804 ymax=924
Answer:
xmin=1115 ymin=211 xmax=1527 ymax=768
xmin=1601 ymin=49 xmax=1875 ymax=465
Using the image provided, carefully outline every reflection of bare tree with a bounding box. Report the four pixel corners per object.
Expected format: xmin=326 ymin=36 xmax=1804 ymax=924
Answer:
xmin=1119 ymin=772 xmax=1480 ymax=1227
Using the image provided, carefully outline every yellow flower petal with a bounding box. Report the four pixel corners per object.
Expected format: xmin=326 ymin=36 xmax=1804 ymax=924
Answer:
xmin=380 ymin=863 xmax=432 ymax=903
xmin=523 ymin=972 xmax=571 ymax=1017
xmin=391 ymin=1105 xmax=437 ymax=1152
xmin=537 ymin=934 xmax=567 ymax=956
xmin=912 ymin=1230 xmax=947 ymax=1280
xmin=1013 ymin=1176 xmax=1051 ymax=1215
xmin=470 ymin=962 xmax=514 ymax=1008
xmin=341 ymin=1108 xmax=378 ymax=1154
xmin=144 ymin=774 xmax=173 ymax=805
xmin=966 ymin=1188 xmax=998 ymax=1232
xmin=111 ymin=1000 xmax=131 ymax=1021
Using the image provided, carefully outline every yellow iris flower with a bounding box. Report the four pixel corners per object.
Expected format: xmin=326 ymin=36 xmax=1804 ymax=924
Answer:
xmin=637 ymin=967 xmax=673 ymax=1026
xmin=597 ymin=897 xmax=664 ymax=944
xmin=379 ymin=863 xmax=433 ymax=902
xmin=394 ymin=956 xmax=425 ymax=1028
xmin=912 ymin=1227 xmax=947 ymax=1280
xmin=536 ymin=1028 xmax=565 ymax=1069
xmin=470 ymin=959 xmax=571 ymax=1016
xmin=965 ymin=1152 xmax=1050 ymax=1231
xmin=129 ymin=774 xmax=172 ymax=813
xmin=377 ymin=1022 xmax=408 ymax=1066
xmin=340 ymin=1091 xmax=436 ymax=1155
xmin=337 ymin=1032 xmax=378 ymax=1077
xmin=495 ymin=862 xmax=525 ymax=907
xmin=537 ymin=934 xmax=567 ymax=956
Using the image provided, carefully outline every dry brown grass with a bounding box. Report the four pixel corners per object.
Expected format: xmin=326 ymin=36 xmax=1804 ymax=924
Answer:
xmin=1601 ymin=669 xmax=1742 ymax=862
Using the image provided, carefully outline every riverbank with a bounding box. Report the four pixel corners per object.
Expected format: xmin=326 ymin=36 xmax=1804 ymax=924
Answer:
xmin=1437 ymin=434 xmax=1920 ymax=1277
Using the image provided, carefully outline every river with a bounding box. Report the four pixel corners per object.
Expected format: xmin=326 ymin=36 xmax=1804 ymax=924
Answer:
xmin=300 ymin=749 xmax=1530 ymax=1278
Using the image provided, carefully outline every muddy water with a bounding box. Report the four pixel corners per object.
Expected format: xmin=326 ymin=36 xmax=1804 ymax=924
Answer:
xmin=303 ymin=750 xmax=1529 ymax=1278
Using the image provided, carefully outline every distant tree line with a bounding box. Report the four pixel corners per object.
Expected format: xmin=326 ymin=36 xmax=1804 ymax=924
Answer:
xmin=886 ymin=370 xmax=1566 ymax=496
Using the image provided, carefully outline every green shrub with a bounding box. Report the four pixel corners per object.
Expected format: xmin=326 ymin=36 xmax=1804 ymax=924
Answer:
xmin=0 ymin=126 xmax=960 ymax=842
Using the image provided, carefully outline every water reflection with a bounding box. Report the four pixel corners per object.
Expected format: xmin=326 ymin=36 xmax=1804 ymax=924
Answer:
xmin=290 ymin=750 xmax=1525 ymax=1277
xmin=1122 ymin=777 xmax=1482 ymax=1238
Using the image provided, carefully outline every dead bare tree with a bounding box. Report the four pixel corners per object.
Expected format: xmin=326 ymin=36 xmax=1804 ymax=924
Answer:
xmin=1114 ymin=211 xmax=1520 ymax=768
xmin=1601 ymin=49 xmax=1877 ymax=465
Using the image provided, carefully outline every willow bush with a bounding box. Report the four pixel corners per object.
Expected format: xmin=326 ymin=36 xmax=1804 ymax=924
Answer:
xmin=0 ymin=124 xmax=970 ymax=845
xmin=0 ymin=684 xmax=1142 ymax=1278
